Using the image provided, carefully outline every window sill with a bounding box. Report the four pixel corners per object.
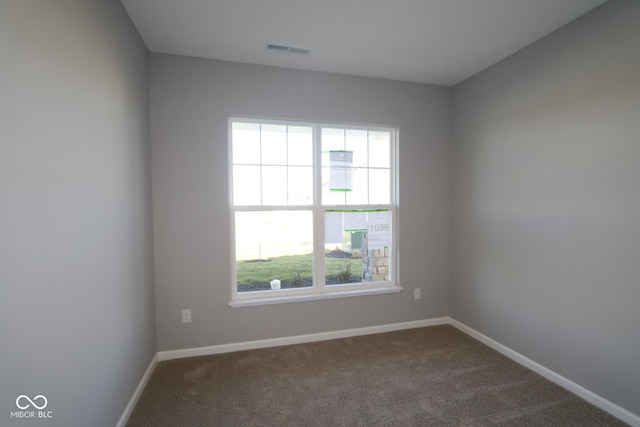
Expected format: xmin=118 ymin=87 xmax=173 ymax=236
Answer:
xmin=229 ymin=284 xmax=403 ymax=308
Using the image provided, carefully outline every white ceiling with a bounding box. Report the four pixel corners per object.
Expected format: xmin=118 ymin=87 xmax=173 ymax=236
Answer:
xmin=121 ymin=0 xmax=607 ymax=86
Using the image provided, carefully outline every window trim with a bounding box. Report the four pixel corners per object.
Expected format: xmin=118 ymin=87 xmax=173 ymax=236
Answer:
xmin=229 ymin=284 xmax=402 ymax=308
xmin=228 ymin=117 xmax=400 ymax=307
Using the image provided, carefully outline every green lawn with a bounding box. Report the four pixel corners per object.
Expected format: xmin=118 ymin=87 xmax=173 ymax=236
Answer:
xmin=237 ymin=253 xmax=361 ymax=285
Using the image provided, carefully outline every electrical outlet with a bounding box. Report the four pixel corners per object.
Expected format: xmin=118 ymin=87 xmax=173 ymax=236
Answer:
xmin=182 ymin=309 xmax=192 ymax=323
xmin=414 ymin=288 xmax=421 ymax=300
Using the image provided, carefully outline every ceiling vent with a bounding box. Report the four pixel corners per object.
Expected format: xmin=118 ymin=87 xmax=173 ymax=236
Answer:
xmin=266 ymin=43 xmax=310 ymax=55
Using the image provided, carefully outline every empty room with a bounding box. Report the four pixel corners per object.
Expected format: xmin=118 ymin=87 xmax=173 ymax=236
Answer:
xmin=1 ymin=0 xmax=638 ymax=426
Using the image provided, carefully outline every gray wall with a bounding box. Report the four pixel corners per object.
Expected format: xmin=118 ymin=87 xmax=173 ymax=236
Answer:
xmin=4 ymin=0 xmax=635 ymax=422
xmin=452 ymin=0 xmax=640 ymax=415
xmin=0 ymin=1 xmax=155 ymax=426
xmin=150 ymin=55 xmax=452 ymax=351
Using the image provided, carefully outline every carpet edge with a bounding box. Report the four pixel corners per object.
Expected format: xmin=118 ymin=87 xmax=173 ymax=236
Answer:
xmin=116 ymin=353 xmax=159 ymax=427
xmin=126 ymin=317 xmax=639 ymax=427
xmin=449 ymin=318 xmax=639 ymax=427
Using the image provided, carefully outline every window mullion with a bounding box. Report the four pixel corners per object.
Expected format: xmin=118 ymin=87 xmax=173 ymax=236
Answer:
xmin=313 ymin=124 xmax=326 ymax=291
xmin=259 ymin=124 xmax=263 ymax=206
xmin=367 ymin=130 xmax=371 ymax=205
xmin=285 ymin=125 xmax=289 ymax=206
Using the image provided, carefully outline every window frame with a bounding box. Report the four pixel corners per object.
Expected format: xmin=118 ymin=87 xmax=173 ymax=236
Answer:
xmin=228 ymin=117 xmax=401 ymax=307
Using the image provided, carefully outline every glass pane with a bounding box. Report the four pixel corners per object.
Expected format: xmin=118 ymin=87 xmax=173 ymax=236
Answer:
xmin=235 ymin=211 xmax=313 ymax=292
xmin=261 ymin=124 xmax=287 ymax=165
xmin=369 ymin=131 xmax=391 ymax=168
xmin=321 ymin=129 xmax=351 ymax=199
xmin=233 ymin=165 xmax=261 ymax=205
xmin=321 ymin=166 xmax=346 ymax=205
xmin=346 ymin=168 xmax=368 ymax=204
xmin=324 ymin=209 xmax=393 ymax=284
xmin=362 ymin=210 xmax=392 ymax=282
xmin=346 ymin=129 xmax=368 ymax=170
xmin=232 ymin=122 xmax=261 ymax=165
xmin=288 ymin=126 xmax=313 ymax=166
xmin=262 ymin=166 xmax=288 ymax=205
xmin=369 ymin=168 xmax=391 ymax=204
xmin=321 ymin=128 xmax=345 ymax=152
xmin=288 ymin=166 xmax=313 ymax=205
xmin=324 ymin=210 xmax=369 ymax=286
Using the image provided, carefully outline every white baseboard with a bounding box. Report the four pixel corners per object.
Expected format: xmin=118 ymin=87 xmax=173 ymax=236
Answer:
xmin=449 ymin=318 xmax=640 ymax=427
xmin=157 ymin=317 xmax=450 ymax=361
xmin=116 ymin=353 xmax=158 ymax=427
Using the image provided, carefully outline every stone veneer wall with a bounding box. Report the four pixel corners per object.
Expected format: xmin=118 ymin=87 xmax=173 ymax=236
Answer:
xmin=361 ymin=233 xmax=390 ymax=281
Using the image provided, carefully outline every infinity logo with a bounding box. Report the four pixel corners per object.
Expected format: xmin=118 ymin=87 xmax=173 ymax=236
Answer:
xmin=16 ymin=395 xmax=47 ymax=410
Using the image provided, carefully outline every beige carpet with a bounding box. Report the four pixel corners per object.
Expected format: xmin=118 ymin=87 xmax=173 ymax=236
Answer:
xmin=127 ymin=325 xmax=627 ymax=426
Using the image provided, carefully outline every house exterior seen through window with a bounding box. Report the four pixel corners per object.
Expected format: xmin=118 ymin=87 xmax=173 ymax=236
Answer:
xmin=230 ymin=118 xmax=398 ymax=304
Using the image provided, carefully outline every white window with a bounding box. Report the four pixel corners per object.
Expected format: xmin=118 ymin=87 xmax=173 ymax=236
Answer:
xmin=229 ymin=118 xmax=398 ymax=306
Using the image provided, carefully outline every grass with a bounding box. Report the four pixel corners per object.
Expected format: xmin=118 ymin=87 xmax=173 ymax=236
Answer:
xmin=237 ymin=253 xmax=361 ymax=285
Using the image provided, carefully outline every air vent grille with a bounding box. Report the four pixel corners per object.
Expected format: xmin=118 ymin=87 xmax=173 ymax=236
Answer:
xmin=267 ymin=43 xmax=310 ymax=55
